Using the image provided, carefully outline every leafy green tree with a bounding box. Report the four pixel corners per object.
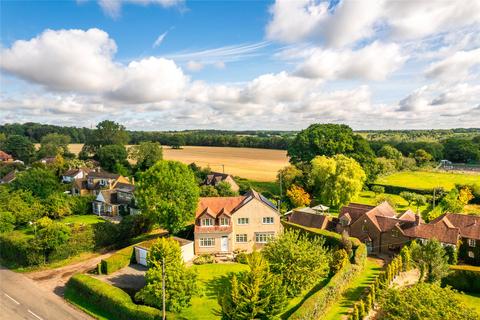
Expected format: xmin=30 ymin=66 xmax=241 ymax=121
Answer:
xmin=399 ymin=192 xmax=416 ymax=206
xmin=377 ymin=145 xmax=403 ymax=161
xmin=0 ymin=189 xmax=43 ymax=226
xmin=262 ymin=230 xmax=329 ymax=297
xmin=371 ymin=185 xmax=385 ymax=196
xmin=12 ymin=168 xmax=60 ymax=198
xmin=135 ymin=237 xmax=198 ymax=312
xmin=83 ymin=120 xmax=130 ymax=153
xmin=330 ymin=249 xmax=349 ymax=275
xmin=400 ymin=245 xmax=411 ymax=271
xmin=2 ymin=135 xmax=36 ymax=164
xmin=277 ymin=165 xmax=303 ymax=191
xmin=0 ymin=211 xmax=15 ymax=233
xmin=287 ymin=124 xmax=355 ymax=164
xmin=310 ymin=155 xmax=366 ymax=207
xmin=443 ymin=138 xmax=480 ymax=163
xmin=350 ymin=135 xmax=378 ymax=183
xmin=129 ymin=141 xmax=163 ymax=171
xmin=410 ymin=239 xmax=450 ymax=283
xmin=218 ymin=251 xmax=287 ymax=319
xmin=135 ymin=160 xmax=199 ymax=234
xmin=170 ymin=135 xmax=185 ymax=149
xmin=377 ymin=283 xmax=479 ymax=320
xmin=412 ymin=194 xmax=426 ymax=212
xmin=34 ymin=217 xmax=71 ymax=262
xmin=440 ymin=189 xmax=464 ymax=213
xmin=374 ymin=157 xmax=397 ymax=175
xmin=414 ymin=149 xmax=432 ymax=166
xmin=199 ymin=185 xmax=219 ymax=197
xmin=96 ymin=145 xmax=129 ymax=172
xmin=38 ymin=133 xmax=71 ymax=158
xmin=375 ymin=194 xmax=397 ymax=209
xmin=286 ymin=185 xmax=311 ymax=208
xmin=216 ymin=181 xmax=238 ymax=196
xmin=43 ymin=193 xmax=73 ymax=219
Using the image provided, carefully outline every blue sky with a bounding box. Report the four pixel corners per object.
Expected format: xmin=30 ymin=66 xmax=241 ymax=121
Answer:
xmin=1 ymin=0 xmax=479 ymax=130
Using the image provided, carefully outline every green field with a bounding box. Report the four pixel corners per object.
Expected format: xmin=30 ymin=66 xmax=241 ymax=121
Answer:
xmin=352 ymin=191 xmax=429 ymax=213
xmin=175 ymin=263 xmax=249 ymax=320
xmin=376 ymin=171 xmax=480 ymax=190
xmin=323 ymin=258 xmax=384 ymax=320
xmin=455 ymin=292 xmax=480 ymax=314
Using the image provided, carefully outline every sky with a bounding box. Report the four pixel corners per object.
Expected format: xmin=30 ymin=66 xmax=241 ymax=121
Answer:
xmin=1 ymin=0 xmax=479 ymax=131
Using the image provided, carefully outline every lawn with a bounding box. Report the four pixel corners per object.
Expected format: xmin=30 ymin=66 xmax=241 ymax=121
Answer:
xmin=61 ymin=214 xmax=105 ymax=225
xmin=174 ymin=263 xmax=249 ymax=320
xmin=455 ymin=292 xmax=480 ymax=314
xmin=352 ymin=191 xmax=429 ymax=213
xmin=376 ymin=170 xmax=480 ymax=191
xmin=322 ymin=258 xmax=384 ymax=320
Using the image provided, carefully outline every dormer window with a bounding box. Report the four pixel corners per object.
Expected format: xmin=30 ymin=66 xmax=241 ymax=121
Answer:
xmin=219 ymin=217 xmax=229 ymax=226
xmin=468 ymin=239 xmax=476 ymax=247
xmin=201 ymin=218 xmax=214 ymax=226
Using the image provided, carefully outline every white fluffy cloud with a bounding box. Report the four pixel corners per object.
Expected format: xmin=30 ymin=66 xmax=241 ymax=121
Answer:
xmin=98 ymin=0 xmax=183 ymax=18
xmin=266 ymin=0 xmax=480 ymax=46
xmin=0 ymin=28 xmax=121 ymax=93
xmin=295 ymin=41 xmax=407 ymax=80
xmin=0 ymin=28 xmax=188 ymax=104
xmin=425 ymin=48 xmax=480 ymax=82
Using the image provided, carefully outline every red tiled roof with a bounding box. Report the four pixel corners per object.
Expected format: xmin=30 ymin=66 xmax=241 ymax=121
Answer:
xmin=195 ymin=196 xmax=246 ymax=218
xmin=289 ymin=210 xmax=330 ymax=230
xmin=194 ymin=225 xmax=233 ymax=234
xmin=443 ymin=213 xmax=480 ymax=240
xmin=0 ymin=150 xmax=13 ymax=161
xmin=402 ymin=216 xmax=459 ymax=245
xmin=365 ymin=202 xmax=398 ymax=231
xmin=339 ymin=203 xmax=375 ymax=224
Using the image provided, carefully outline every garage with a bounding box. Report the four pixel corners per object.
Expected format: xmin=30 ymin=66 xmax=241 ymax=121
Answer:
xmin=134 ymin=236 xmax=194 ymax=267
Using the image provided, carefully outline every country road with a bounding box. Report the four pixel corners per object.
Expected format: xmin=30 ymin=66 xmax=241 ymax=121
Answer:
xmin=0 ymin=267 xmax=92 ymax=320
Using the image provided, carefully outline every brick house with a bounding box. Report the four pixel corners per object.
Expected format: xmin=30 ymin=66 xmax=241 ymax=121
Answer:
xmin=287 ymin=207 xmax=337 ymax=231
xmin=92 ymin=183 xmax=135 ymax=216
xmin=71 ymin=169 xmax=131 ymax=196
xmin=337 ymin=202 xmax=422 ymax=254
xmin=0 ymin=150 xmax=13 ymax=162
xmin=202 ymin=172 xmax=240 ymax=192
xmin=62 ymin=167 xmax=92 ymax=183
xmin=194 ymin=190 xmax=282 ymax=255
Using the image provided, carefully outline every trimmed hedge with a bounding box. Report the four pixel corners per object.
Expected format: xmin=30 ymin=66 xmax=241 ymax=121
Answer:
xmin=368 ymin=183 xmax=432 ymax=195
xmin=442 ymin=267 xmax=480 ymax=293
xmin=65 ymin=274 xmax=161 ymax=320
xmin=289 ymin=261 xmax=364 ymax=319
xmin=100 ymin=245 xmax=135 ymax=274
xmin=0 ymin=231 xmax=43 ymax=267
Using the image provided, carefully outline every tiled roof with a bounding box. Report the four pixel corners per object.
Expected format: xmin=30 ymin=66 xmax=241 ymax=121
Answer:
xmin=0 ymin=170 xmax=16 ymax=183
xmin=135 ymin=235 xmax=191 ymax=250
xmin=443 ymin=213 xmax=480 ymax=240
xmin=339 ymin=203 xmax=375 ymax=225
xmin=114 ymin=182 xmax=135 ymax=193
xmin=289 ymin=210 xmax=330 ymax=230
xmin=0 ymin=150 xmax=13 ymax=160
xmin=196 ymin=196 xmax=245 ymax=218
xmin=204 ymin=172 xmax=231 ymax=186
xmin=88 ymin=171 xmax=120 ymax=179
xmin=402 ymin=216 xmax=459 ymax=245
xmin=365 ymin=202 xmax=398 ymax=231
xmin=194 ymin=225 xmax=233 ymax=234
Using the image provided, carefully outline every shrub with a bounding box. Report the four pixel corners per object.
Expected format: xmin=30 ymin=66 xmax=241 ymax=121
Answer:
xmin=65 ymin=274 xmax=161 ymax=320
xmin=0 ymin=231 xmax=44 ymax=267
xmin=442 ymin=267 xmax=480 ymax=293
xmin=100 ymin=245 xmax=134 ymax=274
xmin=234 ymin=252 xmax=249 ymax=264
xmin=193 ymin=254 xmax=215 ymax=265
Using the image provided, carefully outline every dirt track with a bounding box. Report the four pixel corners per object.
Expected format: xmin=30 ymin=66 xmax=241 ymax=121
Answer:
xmin=25 ymin=252 xmax=113 ymax=296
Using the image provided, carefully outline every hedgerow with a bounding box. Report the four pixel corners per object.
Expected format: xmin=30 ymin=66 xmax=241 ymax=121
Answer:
xmin=65 ymin=274 xmax=162 ymax=320
xmin=100 ymin=245 xmax=134 ymax=274
xmin=442 ymin=266 xmax=480 ymax=293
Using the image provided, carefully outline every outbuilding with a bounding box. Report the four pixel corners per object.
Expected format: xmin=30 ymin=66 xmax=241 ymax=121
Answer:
xmin=134 ymin=237 xmax=194 ymax=266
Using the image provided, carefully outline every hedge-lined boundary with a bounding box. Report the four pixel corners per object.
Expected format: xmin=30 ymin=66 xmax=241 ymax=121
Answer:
xmin=368 ymin=183 xmax=433 ymax=195
xmin=442 ymin=267 xmax=480 ymax=293
xmin=65 ymin=274 xmax=162 ymax=320
xmin=100 ymin=245 xmax=135 ymax=274
xmin=282 ymin=221 xmax=367 ymax=319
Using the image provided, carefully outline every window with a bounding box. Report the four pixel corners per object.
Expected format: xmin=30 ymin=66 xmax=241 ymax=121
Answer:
xmin=263 ymin=217 xmax=274 ymax=224
xmin=236 ymin=234 xmax=247 ymax=243
xmin=362 ymin=223 xmax=368 ymax=233
xmin=220 ymin=217 xmax=229 ymax=226
xmin=238 ymin=217 xmax=249 ymax=225
xmin=255 ymin=232 xmax=274 ymax=243
xmin=201 ymin=218 xmax=214 ymax=226
xmin=199 ymin=238 xmax=215 ymax=247
xmin=468 ymin=251 xmax=475 ymax=258
xmin=468 ymin=239 xmax=476 ymax=247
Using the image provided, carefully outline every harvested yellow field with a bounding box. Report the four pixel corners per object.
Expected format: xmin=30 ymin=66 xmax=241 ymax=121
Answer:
xmin=66 ymin=144 xmax=289 ymax=181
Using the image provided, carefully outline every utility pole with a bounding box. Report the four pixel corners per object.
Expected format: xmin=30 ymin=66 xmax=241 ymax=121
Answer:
xmin=162 ymin=257 xmax=166 ymax=320
xmin=433 ymin=188 xmax=436 ymax=210
xmin=278 ymin=172 xmax=282 ymax=213
xmin=222 ymin=164 xmax=225 ymax=174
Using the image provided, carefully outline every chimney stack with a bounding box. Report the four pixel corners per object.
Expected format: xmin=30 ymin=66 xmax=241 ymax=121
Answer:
xmin=415 ymin=214 xmax=420 ymax=226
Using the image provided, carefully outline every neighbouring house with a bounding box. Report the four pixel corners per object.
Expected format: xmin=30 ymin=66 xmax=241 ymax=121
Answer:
xmin=0 ymin=170 xmax=16 ymax=184
xmin=337 ymin=202 xmax=422 ymax=254
xmin=404 ymin=213 xmax=480 ymax=266
xmin=71 ymin=169 xmax=131 ymax=196
xmin=194 ymin=190 xmax=282 ymax=255
xmin=287 ymin=207 xmax=337 ymax=231
xmin=0 ymin=150 xmax=13 ymax=162
xmin=62 ymin=167 xmax=92 ymax=183
xmin=134 ymin=236 xmax=194 ymax=266
xmin=92 ymin=181 xmax=136 ymax=216
xmin=39 ymin=157 xmax=57 ymax=165
xmin=203 ymin=171 xmax=240 ymax=192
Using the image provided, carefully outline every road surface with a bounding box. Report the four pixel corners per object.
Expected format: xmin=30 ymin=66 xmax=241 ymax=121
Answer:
xmin=0 ymin=267 xmax=91 ymax=320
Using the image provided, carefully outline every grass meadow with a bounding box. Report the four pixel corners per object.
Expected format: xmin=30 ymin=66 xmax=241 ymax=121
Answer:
xmin=376 ymin=170 xmax=480 ymax=190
